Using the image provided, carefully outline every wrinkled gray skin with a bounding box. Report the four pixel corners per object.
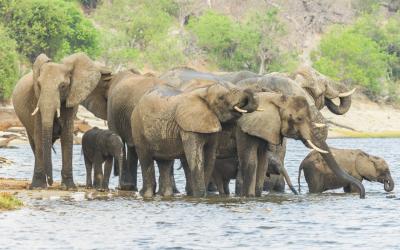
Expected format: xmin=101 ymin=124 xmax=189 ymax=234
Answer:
xmin=82 ymin=127 xmax=124 ymax=191
xmin=12 ymin=53 xmax=112 ymax=189
xmin=161 ymin=68 xmax=365 ymax=198
xmin=131 ymin=82 xmax=258 ymax=198
xmin=299 ymin=148 xmax=394 ymax=193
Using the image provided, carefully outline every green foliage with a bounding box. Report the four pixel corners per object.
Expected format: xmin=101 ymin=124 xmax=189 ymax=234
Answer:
xmin=0 ymin=0 xmax=99 ymax=61
xmin=188 ymin=9 xmax=293 ymax=72
xmin=312 ymin=25 xmax=389 ymax=94
xmin=0 ymin=25 xmax=19 ymax=100
xmin=0 ymin=193 xmax=23 ymax=210
xmin=94 ymin=0 xmax=186 ymax=69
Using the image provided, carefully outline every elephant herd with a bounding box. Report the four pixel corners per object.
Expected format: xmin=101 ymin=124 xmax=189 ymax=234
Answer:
xmin=11 ymin=52 xmax=395 ymax=199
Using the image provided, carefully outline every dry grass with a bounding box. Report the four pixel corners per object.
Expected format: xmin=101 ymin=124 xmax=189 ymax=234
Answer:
xmin=0 ymin=193 xmax=23 ymax=210
xmin=332 ymin=129 xmax=400 ymax=138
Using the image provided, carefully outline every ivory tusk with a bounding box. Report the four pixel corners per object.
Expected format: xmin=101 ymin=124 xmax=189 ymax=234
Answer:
xmin=256 ymin=108 xmax=264 ymax=111
xmin=313 ymin=122 xmax=326 ymax=128
xmin=31 ymin=106 xmax=39 ymax=116
xmin=338 ymin=88 xmax=356 ymax=97
xmin=307 ymin=140 xmax=329 ymax=154
xmin=234 ymin=106 xmax=248 ymax=113
xmin=56 ymin=108 xmax=61 ymax=118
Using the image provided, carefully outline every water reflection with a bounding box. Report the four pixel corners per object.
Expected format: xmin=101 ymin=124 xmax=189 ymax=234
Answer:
xmin=0 ymin=138 xmax=399 ymax=249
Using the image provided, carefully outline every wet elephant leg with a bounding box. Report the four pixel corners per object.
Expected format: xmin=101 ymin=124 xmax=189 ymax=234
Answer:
xmin=103 ymin=158 xmax=113 ymax=190
xmin=60 ymin=106 xmax=77 ymax=190
xmin=84 ymin=155 xmax=93 ymax=188
xmin=157 ymin=159 xmax=174 ymax=197
xmin=170 ymin=163 xmax=180 ymax=194
xmin=236 ymin=130 xmax=258 ymax=197
xmin=180 ymin=157 xmax=192 ymax=195
xmin=119 ymin=146 xmax=138 ymax=191
xmin=136 ymin=148 xmax=156 ymax=198
xmin=31 ymin=115 xmax=47 ymax=188
xmin=255 ymin=143 xmax=268 ymax=197
xmin=203 ymin=134 xmax=218 ymax=189
xmin=93 ymin=160 xmax=104 ymax=191
xmin=223 ymin=180 xmax=230 ymax=195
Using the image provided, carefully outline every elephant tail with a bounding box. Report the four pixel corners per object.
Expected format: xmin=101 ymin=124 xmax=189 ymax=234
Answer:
xmin=298 ymin=163 xmax=304 ymax=193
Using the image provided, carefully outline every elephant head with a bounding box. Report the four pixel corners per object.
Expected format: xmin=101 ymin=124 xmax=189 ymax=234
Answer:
xmin=176 ymin=80 xmax=259 ymax=132
xmin=238 ymin=92 xmax=365 ymax=198
xmin=31 ymin=53 xmax=111 ymax=185
xmin=356 ymin=151 xmax=394 ymax=192
xmin=293 ymin=66 xmax=356 ymax=115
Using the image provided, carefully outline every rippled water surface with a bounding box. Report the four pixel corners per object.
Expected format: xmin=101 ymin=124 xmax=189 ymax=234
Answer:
xmin=0 ymin=138 xmax=399 ymax=249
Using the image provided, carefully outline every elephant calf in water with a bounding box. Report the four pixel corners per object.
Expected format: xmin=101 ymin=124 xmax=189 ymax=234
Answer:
xmin=298 ymin=148 xmax=394 ymax=193
xmin=82 ymin=127 xmax=124 ymax=190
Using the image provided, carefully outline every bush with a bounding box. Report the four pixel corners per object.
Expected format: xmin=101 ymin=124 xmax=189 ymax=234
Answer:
xmin=312 ymin=25 xmax=390 ymax=94
xmin=0 ymin=25 xmax=19 ymax=100
xmin=1 ymin=0 xmax=99 ymax=62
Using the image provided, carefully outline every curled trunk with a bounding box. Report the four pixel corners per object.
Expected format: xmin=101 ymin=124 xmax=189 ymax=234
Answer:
xmin=325 ymin=96 xmax=352 ymax=115
xmin=384 ymin=174 xmax=394 ymax=192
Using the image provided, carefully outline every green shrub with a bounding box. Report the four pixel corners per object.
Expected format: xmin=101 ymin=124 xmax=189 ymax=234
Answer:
xmin=312 ymin=25 xmax=389 ymax=94
xmin=1 ymin=0 xmax=99 ymax=61
xmin=0 ymin=25 xmax=19 ymax=100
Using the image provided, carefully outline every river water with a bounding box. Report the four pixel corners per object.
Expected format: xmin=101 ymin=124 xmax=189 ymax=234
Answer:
xmin=0 ymin=138 xmax=399 ymax=249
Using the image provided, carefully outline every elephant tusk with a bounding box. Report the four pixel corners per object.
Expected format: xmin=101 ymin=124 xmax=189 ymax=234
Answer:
xmin=256 ymin=108 xmax=264 ymax=111
xmin=234 ymin=106 xmax=248 ymax=113
xmin=307 ymin=140 xmax=329 ymax=154
xmin=31 ymin=106 xmax=39 ymax=116
xmin=338 ymin=88 xmax=356 ymax=97
xmin=313 ymin=122 xmax=326 ymax=128
xmin=56 ymin=108 xmax=61 ymax=118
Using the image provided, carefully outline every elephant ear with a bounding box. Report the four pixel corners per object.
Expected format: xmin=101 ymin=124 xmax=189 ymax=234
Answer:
xmin=238 ymin=92 xmax=282 ymax=145
xmin=33 ymin=54 xmax=51 ymax=97
xmin=62 ymin=52 xmax=101 ymax=108
xmin=175 ymin=95 xmax=221 ymax=133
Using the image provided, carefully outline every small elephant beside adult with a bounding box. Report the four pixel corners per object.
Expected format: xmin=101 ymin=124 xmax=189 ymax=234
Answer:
xmin=12 ymin=53 xmax=112 ymax=189
xmin=298 ymin=148 xmax=394 ymax=193
xmin=82 ymin=127 xmax=124 ymax=191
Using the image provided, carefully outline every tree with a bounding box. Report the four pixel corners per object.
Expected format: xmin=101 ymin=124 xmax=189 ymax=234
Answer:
xmin=1 ymin=0 xmax=99 ymax=62
xmin=0 ymin=25 xmax=19 ymax=100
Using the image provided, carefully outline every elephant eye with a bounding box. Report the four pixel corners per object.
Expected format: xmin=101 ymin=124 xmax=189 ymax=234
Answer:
xmin=218 ymin=95 xmax=225 ymax=101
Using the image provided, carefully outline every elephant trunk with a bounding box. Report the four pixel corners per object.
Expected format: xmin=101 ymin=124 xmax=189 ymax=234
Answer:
xmin=325 ymin=81 xmax=354 ymax=115
xmin=325 ymin=96 xmax=352 ymax=115
xmin=384 ymin=174 xmax=394 ymax=192
xmin=41 ymin=108 xmax=56 ymax=186
xmin=240 ymin=89 xmax=259 ymax=113
xmin=318 ymin=140 xmax=365 ymax=198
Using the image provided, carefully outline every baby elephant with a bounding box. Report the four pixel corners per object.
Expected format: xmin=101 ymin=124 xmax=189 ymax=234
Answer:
xmin=82 ymin=127 xmax=124 ymax=190
xmin=298 ymin=148 xmax=394 ymax=193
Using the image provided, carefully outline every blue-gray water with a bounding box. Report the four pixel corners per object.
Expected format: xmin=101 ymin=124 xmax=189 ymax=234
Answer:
xmin=0 ymin=138 xmax=399 ymax=249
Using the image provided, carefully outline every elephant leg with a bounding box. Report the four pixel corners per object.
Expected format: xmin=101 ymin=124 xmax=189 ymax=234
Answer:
xmin=181 ymin=132 xmax=206 ymax=197
xmin=136 ymin=149 xmax=155 ymax=198
xmin=203 ymin=134 xmax=218 ymax=189
xmin=255 ymin=144 xmax=268 ymax=197
xmin=235 ymin=166 xmax=243 ymax=196
xmin=60 ymin=106 xmax=77 ymax=190
xmin=180 ymin=157 xmax=193 ymax=196
xmin=236 ymin=130 xmax=258 ymax=197
xmin=170 ymin=164 xmax=180 ymax=194
xmin=214 ymin=176 xmax=226 ymax=196
xmin=93 ymin=162 xmax=104 ymax=191
xmin=84 ymin=155 xmax=93 ymax=188
xmin=103 ymin=158 xmax=113 ymax=190
xmin=157 ymin=160 xmax=174 ymax=197
xmin=31 ymin=115 xmax=47 ymax=189
xmin=120 ymin=146 xmax=138 ymax=191
xmin=223 ymin=180 xmax=230 ymax=195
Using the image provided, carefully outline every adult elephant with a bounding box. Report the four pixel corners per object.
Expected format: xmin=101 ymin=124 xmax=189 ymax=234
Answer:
xmin=106 ymin=70 xmax=163 ymax=191
xmin=12 ymin=53 xmax=112 ymax=189
xmin=131 ymin=81 xmax=258 ymax=197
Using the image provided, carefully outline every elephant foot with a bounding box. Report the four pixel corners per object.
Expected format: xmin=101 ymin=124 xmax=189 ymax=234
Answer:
xmin=85 ymin=184 xmax=93 ymax=189
xmin=30 ymin=172 xmax=48 ymax=189
xmin=118 ymin=184 xmax=138 ymax=191
xmin=173 ymin=187 xmax=180 ymax=194
xmin=140 ymin=188 xmax=154 ymax=198
xmin=61 ymin=178 xmax=77 ymax=191
xmin=191 ymin=189 xmax=206 ymax=198
xmin=207 ymin=182 xmax=218 ymax=192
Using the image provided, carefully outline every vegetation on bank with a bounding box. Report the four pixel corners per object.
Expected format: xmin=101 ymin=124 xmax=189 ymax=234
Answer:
xmin=0 ymin=192 xmax=23 ymax=210
xmin=0 ymin=0 xmax=399 ymax=103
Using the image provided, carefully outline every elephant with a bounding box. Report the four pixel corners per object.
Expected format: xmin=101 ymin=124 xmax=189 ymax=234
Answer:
xmin=298 ymin=148 xmax=394 ymax=193
xmin=131 ymin=80 xmax=258 ymax=198
xmin=82 ymin=127 xmax=124 ymax=190
xmin=12 ymin=53 xmax=112 ymax=189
